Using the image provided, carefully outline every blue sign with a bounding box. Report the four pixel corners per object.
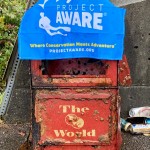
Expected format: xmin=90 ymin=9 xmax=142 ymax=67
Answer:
xmin=18 ymin=0 xmax=126 ymax=60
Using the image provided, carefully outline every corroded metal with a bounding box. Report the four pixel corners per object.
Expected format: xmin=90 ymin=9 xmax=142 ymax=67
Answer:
xmin=118 ymin=55 xmax=132 ymax=86
xmin=31 ymin=59 xmax=118 ymax=87
xmin=31 ymin=57 xmax=126 ymax=150
xmin=35 ymin=145 xmax=118 ymax=150
xmin=34 ymin=89 xmax=119 ymax=148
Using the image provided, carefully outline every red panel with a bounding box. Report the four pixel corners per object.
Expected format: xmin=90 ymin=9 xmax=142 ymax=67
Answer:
xmin=34 ymin=89 xmax=119 ymax=147
xmin=35 ymin=145 xmax=118 ymax=150
xmin=31 ymin=59 xmax=118 ymax=87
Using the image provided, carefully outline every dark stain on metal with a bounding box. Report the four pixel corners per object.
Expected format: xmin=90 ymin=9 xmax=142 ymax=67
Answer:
xmin=103 ymin=99 xmax=109 ymax=104
xmin=98 ymin=134 xmax=109 ymax=142
xmin=75 ymin=132 xmax=82 ymax=138
xmin=91 ymin=145 xmax=101 ymax=149
xmin=31 ymin=59 xmax=118 ymax=87
xmin=47 ymin=78 xmax=52 ymax=83
xmin=93 ymin=110 xmax=99 ymax=115
xmin=40 ymin=140 xmax=65 ymax=146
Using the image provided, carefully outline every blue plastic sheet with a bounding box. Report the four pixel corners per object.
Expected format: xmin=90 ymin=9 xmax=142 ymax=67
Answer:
xmin=18 ymin=0 xmax=126 ymax=60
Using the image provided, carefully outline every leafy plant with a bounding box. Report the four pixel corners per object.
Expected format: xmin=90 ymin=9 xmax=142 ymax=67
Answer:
xmin=0 ymin=0 xmax=26 ymax=102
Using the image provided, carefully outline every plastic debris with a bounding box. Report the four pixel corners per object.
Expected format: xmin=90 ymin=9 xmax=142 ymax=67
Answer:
xmin=121 ymin=118 xmax=150 ymax=136
xmin=121 ymin=118 xmax=132 ymax=132
xmin=130 ymin=124 xmax=150 ymax=135
xmin=129 ymin=107 xmax=150 ymax=118
xmin=121 ymin=117 xmax=150 ymax=136
xmin=126 ymin=117 xmax=150 ymax=124
xmin=145 ymin=118 xmax=150 ymax=124
xmin=121 ymin=106 xmax=150 ymax=136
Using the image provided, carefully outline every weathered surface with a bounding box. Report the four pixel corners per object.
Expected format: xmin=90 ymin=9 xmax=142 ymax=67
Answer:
xmin=120 ymin=87 xmax=150 ymax=118
xmin=0 ymin=122 xmax=31 ymax=150
xmin=119 ymin=0 xmax=150 ymax=149
xmin=34 ymin=89 xmax=117 ymax=147
xmin=4 ymin=88 xmax=32 ymax=124
xmin=4 ymin=61 xmax=32 ymax=124
xmin=124 ymin=0 xmax=150 ymax=86
xmin=31 ymin=59 xmax=117 ymax=87
xmin=111 ymin=0 xmax=147 ymax=6
xmin=121 ymin=133 xmax=150 ymax=150
xmin=14 ymin=60 xmax=31 ymax=88
xmin=0 ymin=61 xmax=32 ymax=150
xmin=0 ymin=0 xmax=150 ymax=150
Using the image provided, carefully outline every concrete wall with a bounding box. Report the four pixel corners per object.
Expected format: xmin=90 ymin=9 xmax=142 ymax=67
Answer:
xmin=111 ymin=0 xmax=150 ymax=120
xmin=111 ymin=0 xmax=146 ymax=6
xmin=111 ymin=0 xmax=150 ymax=149
xmin=110 ymin=0 xmax=150 ymax=114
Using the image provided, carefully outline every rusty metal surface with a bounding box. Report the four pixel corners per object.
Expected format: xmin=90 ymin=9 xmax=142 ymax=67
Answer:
xmin=35 ymin=145 xmax=118 ymax=150
xmin=34 ymin=89 xmax=120 ymax=148
xmin=31 ymin=59 xmax=118 ymax=87
xmin=118 ymin=55 xmax=132 ymax=86
xmin=31 ymin=58 xmax=122 ymax=149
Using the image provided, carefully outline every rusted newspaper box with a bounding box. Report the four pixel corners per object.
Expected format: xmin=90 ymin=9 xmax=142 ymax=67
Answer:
xmin=31 ymin=56 xmax=131 ymax=150
xmin=18 ymin=0 xmax=131 ymax=149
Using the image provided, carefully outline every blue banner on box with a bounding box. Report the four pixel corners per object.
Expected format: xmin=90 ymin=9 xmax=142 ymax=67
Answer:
xmin=18 ymin=0 xmax=126 ymax=60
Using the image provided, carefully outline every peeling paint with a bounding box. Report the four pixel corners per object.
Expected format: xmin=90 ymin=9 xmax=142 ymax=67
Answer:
xmin=111 ymin=0 xmax=146 ymax=6
xmin=31 ymin=59 xmax=118 ymax=87
xmin=31 ymin=58 xmax=121 ymax=149
xmin=98 ymin=134 xmax=109 ymax=142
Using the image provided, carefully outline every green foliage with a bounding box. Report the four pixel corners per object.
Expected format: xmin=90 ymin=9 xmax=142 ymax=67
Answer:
xmin=0 ymin=92 xmax=4 ymax=105
xmin=0 ymin=0 xmax=26 ymax=102
xmin=0 ymin=0 xmax=26 ymax=82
